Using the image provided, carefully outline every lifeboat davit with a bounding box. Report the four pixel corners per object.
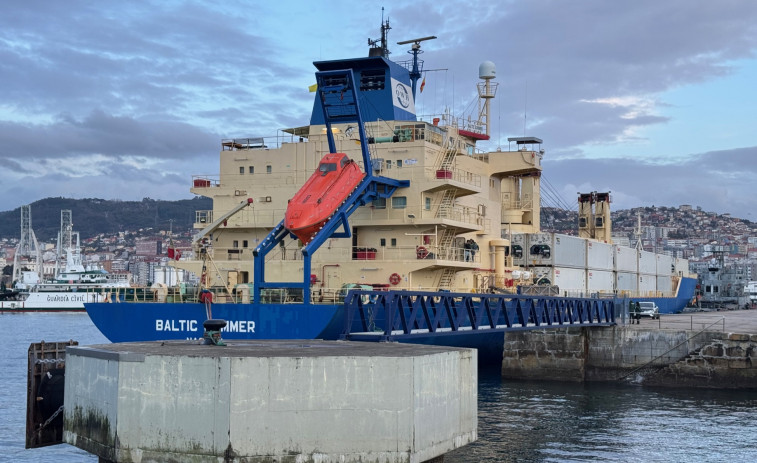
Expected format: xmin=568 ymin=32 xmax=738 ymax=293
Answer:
xmin=285 ymin=152 xmax=365 ymax=244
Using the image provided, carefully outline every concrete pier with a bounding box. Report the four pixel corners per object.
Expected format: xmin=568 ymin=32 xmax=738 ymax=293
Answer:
xmin=501 ymin=310 xmax=757 ymax=387
xmin=63 ymin=340 xmax=477 ymax=463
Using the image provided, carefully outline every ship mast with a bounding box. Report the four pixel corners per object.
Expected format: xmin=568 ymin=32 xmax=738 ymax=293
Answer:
xmin=367 ymin=8 xmax=391 ymax=58
xmin=397 ymin=35 xmax=436 ymax=99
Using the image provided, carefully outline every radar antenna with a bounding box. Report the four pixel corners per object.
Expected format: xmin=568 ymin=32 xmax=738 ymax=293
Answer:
xmin=397 ymin=35 xmax=437 ymax=99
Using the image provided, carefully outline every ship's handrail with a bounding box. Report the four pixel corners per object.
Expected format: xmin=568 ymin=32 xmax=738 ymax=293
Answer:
xmin=425 ymin=166 xmax=482 ymax=189
xmin=206 ymin=244 xmax=483 ymax=265
xmin=340 ymin=290 xmax=618 ymax=340
xmin=220 ymin=130 xmax=308 ymax=151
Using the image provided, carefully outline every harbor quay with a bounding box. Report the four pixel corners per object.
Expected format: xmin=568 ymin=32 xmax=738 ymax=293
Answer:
xmin=501 ymin=310 xmax=757 ymax=388
xmin=63 ymin=339 xmax=477 ymax=463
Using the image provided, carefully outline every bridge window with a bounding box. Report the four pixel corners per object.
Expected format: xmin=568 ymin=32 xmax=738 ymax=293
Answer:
xmin=392 ymin=196 xmax=407 ymax=209
xmin=360 ymin=70 xmax=385 ymax=91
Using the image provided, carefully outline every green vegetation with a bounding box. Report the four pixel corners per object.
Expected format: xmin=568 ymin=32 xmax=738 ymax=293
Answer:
xmin=0 ymin=197 xmax=212 ymax=241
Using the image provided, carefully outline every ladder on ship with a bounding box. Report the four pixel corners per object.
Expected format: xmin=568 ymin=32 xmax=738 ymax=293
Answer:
xmin=253 ymin=69 xmax=409 ymax=305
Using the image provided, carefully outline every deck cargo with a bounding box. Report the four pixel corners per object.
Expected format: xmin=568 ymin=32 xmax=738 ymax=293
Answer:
xmin=656 ymin=254 xmax=675 ymax=276
xmin=614 ymin=245 xmax=638 ymax=273
xmin=638 ymin=274 xmax=656 ymax=294
xmin=656 ymin=275 xmax=673 ymax=294
xmin=674 ymin=257 xmax=689 ymax=276
xmin=638 ymin=250 xmax=657 ymax=275
xmin=525 ymin=233 xmax=586 ymax=269
xmin=532 ymin=266 xmax=587 ymax=295
xmin=616 ymin=271 xmax=638 ymax=293
xmin=511 ymin=233 xmax=527 ymax=267
xmin=587 ymin=240 xmax=614 ymax=271
xmin=587 ymin=269 xmax=615 ymax=294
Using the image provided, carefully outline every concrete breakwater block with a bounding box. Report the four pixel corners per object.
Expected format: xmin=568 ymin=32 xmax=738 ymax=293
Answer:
xmin=63 ymin=340 xmax=477 ymax=463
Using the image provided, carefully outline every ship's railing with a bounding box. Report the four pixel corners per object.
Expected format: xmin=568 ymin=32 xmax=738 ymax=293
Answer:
xmin=340 ymin=290 xmax=618 ymax=340
xmin=220 ymin=130 xmax=308 ymax=151
xmin=196 ymin=244 xmax=482 ymax=265
xmin=358 ymin=204 xmax=485 ymax=228
xmin=195 ymin=210 xmax=213 ymax=225
xmin=424 ymin=166 xmax=481 ymax=189
xmin=191 ymin=175 xmax=220 ymax=189
xmin=192 ymin=204 xmax=487 ymax=230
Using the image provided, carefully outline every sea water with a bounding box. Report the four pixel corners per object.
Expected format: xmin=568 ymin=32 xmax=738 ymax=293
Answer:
xmin=2 ymin=313 xmax=757 ymax=462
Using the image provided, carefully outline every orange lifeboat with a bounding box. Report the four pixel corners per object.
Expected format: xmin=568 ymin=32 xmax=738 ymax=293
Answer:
xmin=285 ymin=153 xmax=365 ymax=244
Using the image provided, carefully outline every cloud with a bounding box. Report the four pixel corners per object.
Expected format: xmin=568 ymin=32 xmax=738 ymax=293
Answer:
xmin=0 ymin=0 xmax=756 ymax=218
xmin=543 ymin=146 xmax=757 ymax=217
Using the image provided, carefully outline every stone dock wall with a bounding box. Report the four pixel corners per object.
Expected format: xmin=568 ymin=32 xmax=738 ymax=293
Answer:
xmin=501 ymin=326 xmax=757 ymax=388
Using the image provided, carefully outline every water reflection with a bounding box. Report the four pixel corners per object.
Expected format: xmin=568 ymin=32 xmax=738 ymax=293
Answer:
xmin=446 ymin=369 xmax=757 ymax=462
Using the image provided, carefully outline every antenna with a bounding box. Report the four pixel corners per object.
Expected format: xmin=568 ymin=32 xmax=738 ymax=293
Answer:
xmin=368 ymin=7 xmax=391 ymax=57
xmin=523 ymin=81 xmax=527 ymax=137
xmin=397 ymin=35 xmax=437 ymax=99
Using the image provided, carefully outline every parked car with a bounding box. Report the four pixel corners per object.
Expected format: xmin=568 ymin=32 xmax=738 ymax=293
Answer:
xmin=637 ymin=301 xmax=660 ymax=319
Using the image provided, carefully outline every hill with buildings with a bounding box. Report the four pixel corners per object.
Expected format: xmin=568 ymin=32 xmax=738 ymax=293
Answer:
xmin=0 ymin=197 xmax=212 ymax=242
xmin=4 ymin=199 xmax=757 ymax=288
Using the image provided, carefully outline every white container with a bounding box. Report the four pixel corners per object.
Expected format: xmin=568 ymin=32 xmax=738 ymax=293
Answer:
xmin=511 ymin=233 xmax=527 ymax=267
xmin=587 ymin=240 xmax=614 ymax=271
xmin=638 ymin=273 xmax=656 ymax=294
xmin=638 ymin=250 xmax=656 ymax=275
xmin=657 ymin=275 xmax=673 ymax=294
xmin=526 ymin=233 xmax=586 ymax=268
xmin=532 ymin=266 xmax=587 ymax=294
xmin=616 ymin=271 xmax=638 ymax=292
xmin=614 ymin=246 xmax=638 ymax=273
xmin=656 ymin=254 xmax=674 ymax=276
xmin=674 ymin=257 xmax=689 ymax=276
xmin=587 ymin=269 xmax=614 ymax=294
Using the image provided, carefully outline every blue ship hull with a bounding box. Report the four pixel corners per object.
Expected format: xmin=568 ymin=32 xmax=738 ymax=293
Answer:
xmin=86 ymin=301 xmax=347 ymax=343
xmin=633 ymin=276 xmax=697 ymax=314
xmin=86 ymin=278 xmax=696 ymax=351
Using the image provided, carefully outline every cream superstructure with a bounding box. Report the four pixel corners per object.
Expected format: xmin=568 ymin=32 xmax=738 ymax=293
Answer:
xmin=181 ymin=122 xmax=543 ymax=296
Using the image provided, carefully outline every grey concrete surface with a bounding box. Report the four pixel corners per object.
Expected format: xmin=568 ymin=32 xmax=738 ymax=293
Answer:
xmin=63 ymin=339 xmax=477 ymax=463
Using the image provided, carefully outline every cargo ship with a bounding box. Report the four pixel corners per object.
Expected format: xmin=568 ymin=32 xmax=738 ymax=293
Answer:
xmin=85 ymin=21 xmax=696 ymax=344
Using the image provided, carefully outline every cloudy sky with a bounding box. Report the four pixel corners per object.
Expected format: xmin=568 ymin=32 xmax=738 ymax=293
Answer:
xmin=2 ymin=1 xmax=757 ymax=220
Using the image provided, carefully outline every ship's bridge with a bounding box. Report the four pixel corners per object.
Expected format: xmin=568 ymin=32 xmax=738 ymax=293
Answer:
xmin=310 ymin=56 xmax=417 ymax=125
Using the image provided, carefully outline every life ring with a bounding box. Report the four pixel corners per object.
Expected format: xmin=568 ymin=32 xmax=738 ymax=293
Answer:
xmin=416 ymin=246 xmax=428 ymax=259
xmin=389 ymin=273 xmax=401 ymax=285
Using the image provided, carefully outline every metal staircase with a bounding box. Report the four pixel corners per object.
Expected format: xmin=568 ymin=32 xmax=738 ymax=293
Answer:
xmin=437 ymin=268 xmax=456 ymax=290
xmin=435 ymin=227 xmax=456 ymax=260
xmin=436 ymin=189 xmax=457 ymax=219
xmin=436 ymin=134 xmax=457 ymax=172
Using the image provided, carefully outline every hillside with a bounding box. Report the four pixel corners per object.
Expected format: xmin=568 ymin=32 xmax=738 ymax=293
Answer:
xmin=0 ymin=197 xmax=212 ymax=242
